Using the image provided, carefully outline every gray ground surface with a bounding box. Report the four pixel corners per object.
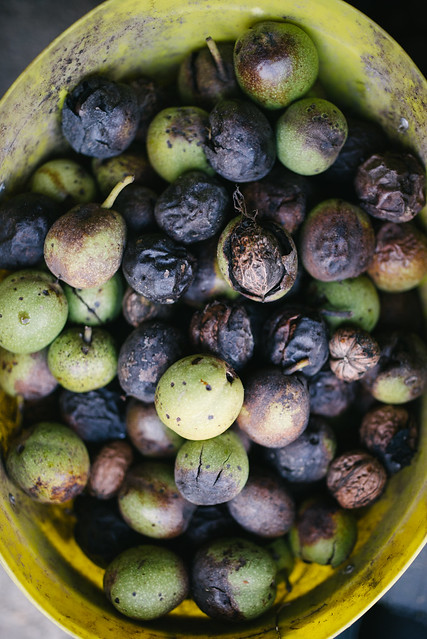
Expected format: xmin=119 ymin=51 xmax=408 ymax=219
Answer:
xmin=0 ymin=1 xmax=426 ymax=638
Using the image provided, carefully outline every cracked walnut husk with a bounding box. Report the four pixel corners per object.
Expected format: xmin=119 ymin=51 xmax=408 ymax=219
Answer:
xmin=217 ymin=190 xmax=298 ymax=302
xmin=354 ymin=151 xmax=426 ymax=223
xmin=326 ymin=450 xmax=387 ymax=509
xmin=359 ymin=404 xmax=418 ymax=474
xmin=329 ymin=326 xmax=381 ymax=382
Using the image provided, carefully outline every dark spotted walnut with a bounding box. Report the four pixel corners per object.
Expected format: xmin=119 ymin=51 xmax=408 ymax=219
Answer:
xmin=327 ymin=450 xmax=387 ymax=508
xmin=191 ymin=537 xmax=277 ymax=621
xmin=265 ymin=416 xmax=337 ymax=483
xmin=122 ymin=286 xmax=174 ymax=327
xmin=154 ymin=170 xmax=230 ymax=244
xmin=240 ymin=165 xmax=309 ymax=235
xmin=178 ymin=39 xmax=240 ymax=110
xmin=59 ymin=386 xmax=127 ymax=443
xmin=226 ymin=467 xmax=295 ymax=537
xmin=174 ymin=430 xmax=249 ymax=505
xmin=299 ymin=198 xmax=375 ymax=281
xmin=354 ymin=151 xmax=426 ymax=222
xmin=263 ymin=305 xmax=329 ymax=376
xmin=308 ymin=370 xmax=357 ymax=417
xmin=117 ymin=320 xmax=186 ymax=403
xmin=359 ymin=404 xmax=418 ymax=474
xmin=122 ymin=233 xmax=196 ymax=304
xmin=61 ymin=75 xmax=139 ymax=158
xmin=204 ymin=98 xmax=276 ymax=182
xmin=0 ymin=193 xmax=59 ymax=270
xmin=189 ymin=299 xmax=254 ymax=371
xmin=236 ymin=366 xmax=310 ymax=448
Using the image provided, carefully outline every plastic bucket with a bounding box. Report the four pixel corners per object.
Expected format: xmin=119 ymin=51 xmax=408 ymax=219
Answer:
xmin=0 ymin=1 xmax=426 ymax=637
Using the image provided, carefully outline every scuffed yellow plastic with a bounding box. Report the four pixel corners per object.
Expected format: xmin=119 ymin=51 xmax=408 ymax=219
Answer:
xmin=0 ymin=1 xmax=426 ymax=638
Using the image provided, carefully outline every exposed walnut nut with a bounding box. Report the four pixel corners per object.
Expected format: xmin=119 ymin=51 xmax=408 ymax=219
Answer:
xmin=360 ymin=404 xmax=418 ymax=474
xmin=88 ymin=440 xmax=134 ymax=500
xmin=326 ymin=450 xmax=387 ymax=509
xmin=329 ymin=326 xmax=380 ymax=382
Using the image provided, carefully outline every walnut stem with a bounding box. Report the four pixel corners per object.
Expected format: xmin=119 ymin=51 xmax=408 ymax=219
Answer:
xmin=282 ymin=358 xmax=310 ymax=374
xmin=102 ymin=174 xmax=134 ymax=209
xmin=206 ymin=36 xmax=227 ymax=83
xmin=82 ymin=326 xmax=92 ymax=351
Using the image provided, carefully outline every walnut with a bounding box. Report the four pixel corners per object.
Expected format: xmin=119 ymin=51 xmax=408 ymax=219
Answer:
xmin=88 ymin=440 xmax=134 ymax=499
xmin=326 ymin=450 xmax=387 ymax=509
xmin=329 ymin=326 xmax=380 ymax=382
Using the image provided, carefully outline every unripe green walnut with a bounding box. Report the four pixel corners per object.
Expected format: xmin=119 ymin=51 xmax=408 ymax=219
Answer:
xmin=30 ymin=158 xmax=97 ymax=204
xmin=234 ymin=21 xmax=319 ymax=109
xmin=309 ymin=276 xmax=380 ymax=332
xmin=47 ymin=326 xmax=117 ymax=392
xmin=276 ymin=98 xmax=348 ymax=175
xmin=146 ymin=106 xmax=214 ymax=182
xmin=6 ymin=421 xmax=90 ymax=503
xmin=0 ymin=270 xmax=68 ymax=354
xmin=154 ymin=354 xmax=244 ymax=440
xmin=104 ymin=545 xmax=189 ymax=620
xmin=63 ymin=272 xmax=123 ymax=326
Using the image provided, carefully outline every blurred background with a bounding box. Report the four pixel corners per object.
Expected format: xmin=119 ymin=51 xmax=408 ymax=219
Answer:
xmin=0 ymin=1 xmax=426 ymax=638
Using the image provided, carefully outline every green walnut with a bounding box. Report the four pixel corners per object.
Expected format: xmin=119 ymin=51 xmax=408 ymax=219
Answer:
xmin=6 ymin=421 xmax=90 ymax=503
xmin=30 ymin=158 xmax=97 ymax=204
xmin=154 ymin=354 xmax=244 ymax=440
xmin=104 ymin=545 xmax=189 ymax=620
xmin=174 ymin=430 xmax=249 ymax=505
xmin=289 ymin=498 xmax=358 ymax=568
xmin=309 ymin=275 xmax=380 ymax=332
xmin=234 ymin=21 xmax=319 ymax=109
xmin=276 ymin=98 xmax=348 ymax=175
xmin=47 ymin=326 xmax=117 ymax=392
xmin=63 ymin=272 xmax=123 ymax=326
xmin=146 ymin=106 xmax=214 ymax=182
xmin=0 ymin=269 xmax=68 ymax=354
xmin=191 ymin=537 xmax=277 ymax=621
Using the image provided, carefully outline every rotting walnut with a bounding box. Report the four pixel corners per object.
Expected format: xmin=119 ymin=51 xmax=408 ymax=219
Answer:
xmin=354 ymin=151 xmax=426 ymax=223
xmin=329 ymin=326 xmax=381 ymax=382
xmin=88 ymin=440 xmax=134 ymax=500
xmin=359 ymin=404 xmax=418 ymax=474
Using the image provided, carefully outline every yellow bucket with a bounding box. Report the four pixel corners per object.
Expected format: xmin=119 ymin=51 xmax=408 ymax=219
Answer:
xmin=0 ymin=0 xmax=426 ymax=637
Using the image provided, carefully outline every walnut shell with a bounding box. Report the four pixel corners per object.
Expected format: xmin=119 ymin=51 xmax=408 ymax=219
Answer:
xmin=329 ymin=326 xmax=380 ymax=382
xmin=326 ymin=450 xmax=387 ymax=509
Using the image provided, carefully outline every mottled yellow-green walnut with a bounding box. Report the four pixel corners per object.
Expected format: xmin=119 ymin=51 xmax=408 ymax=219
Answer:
xmin=0 ymin=346 xmax=57 ymax=400
xmin=154 ymin=354 xmax=244 ymax=440
xmin=30 ymin=158 xmax=97 ymax=204
xmin=276 ymin=98 xmax=348 ymax=175
xmin=104 ymin=545 xmax=189 ymax=620
xmin=146 ymin=106 xmax=214 ymax=182
xmin=47 ymin=326 xmax=117 ymax=392
xmin=6 ymin=421 xmax=90 ymax=503
xmin=0 ymin=269 xmax=68 ymax=354
xmin=44 ymin=202 xmax=127 ymax=289
xmin=234 ymin=21 xmax=319 ymax=109
xmin=174 ymin=430 xmax=249 ymax=505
